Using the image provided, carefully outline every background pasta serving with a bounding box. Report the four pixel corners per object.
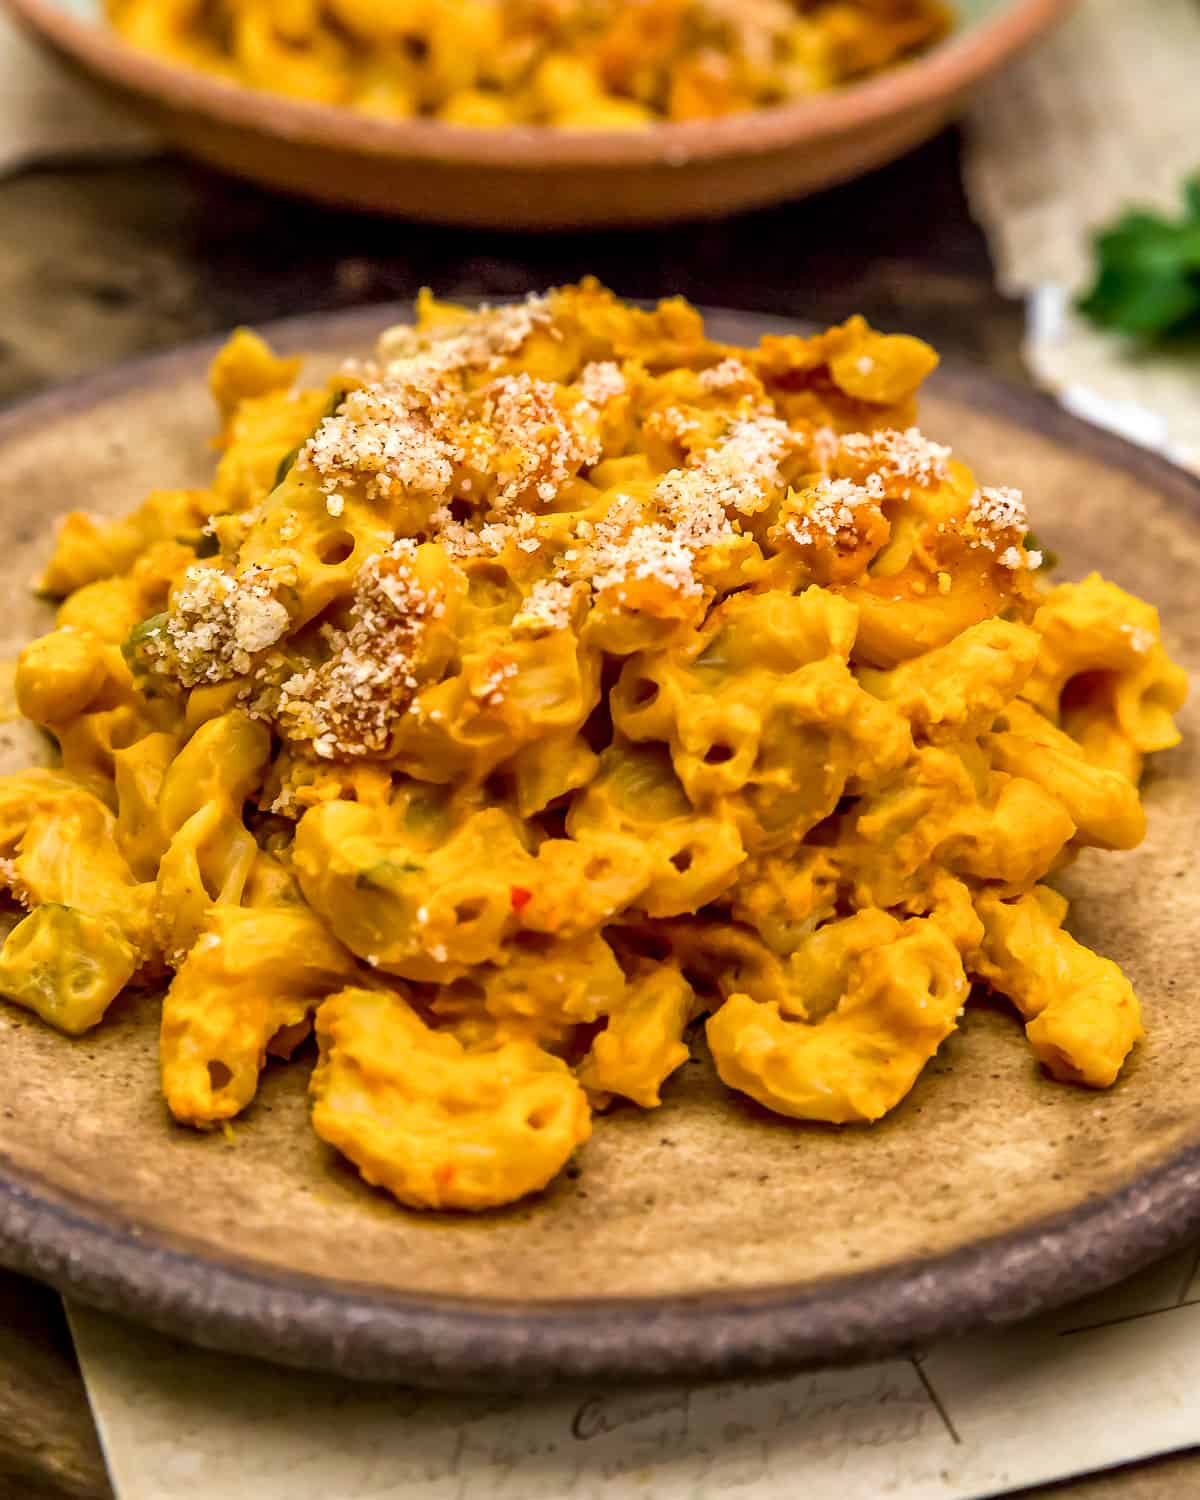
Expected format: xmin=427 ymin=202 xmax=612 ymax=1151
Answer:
xmin=105 ymin=0 xmax=953 ymax=127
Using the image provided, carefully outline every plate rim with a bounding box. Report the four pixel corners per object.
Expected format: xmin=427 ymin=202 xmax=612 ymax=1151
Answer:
xmin=0 ymin=300 xmax=1197 ymax=1387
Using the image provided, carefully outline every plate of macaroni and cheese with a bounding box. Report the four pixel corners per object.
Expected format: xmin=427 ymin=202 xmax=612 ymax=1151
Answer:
xmin=0 ymin=285 xmax=1195 ymax=1386
xmin=2 ymin=0 xmax=1072 ymax=225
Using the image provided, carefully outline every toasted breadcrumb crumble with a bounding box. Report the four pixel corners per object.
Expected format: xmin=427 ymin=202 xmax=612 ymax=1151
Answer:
xmin=838 ymin=427 xmax=952 ymax=490
xmin=146 ymin=295 xmax=1044 ymax=767
xmin=377 ymin=295 xmax=552 ymax=375
xmin=513 ymin=578 xmax=577 ymax=633
xmin=165 ymin=564 xmax=292 ymax=684
xmin=785 ymin=476 xmax=878 ymax=549
xmin=699 ymin=357 xmax=753 ymax=393
xmin=301 ymin=377 xmax=464 ymax=503
xmin=277 ymin=541 xmax=439 ymax=757
xmin=579 ymin=361 xmax=626 ymax=406
xmin=969 ymin=485 xmax=1029 ymax=535
xmin=483 ymin=373 xmax=602 ymax=508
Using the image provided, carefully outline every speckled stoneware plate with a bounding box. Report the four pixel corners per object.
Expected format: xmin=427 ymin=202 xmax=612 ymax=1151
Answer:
xmin=0 ymin=305 xmax=1196 ymax=1389
xmin=2 ymin=0 xmax=1073 ymax=227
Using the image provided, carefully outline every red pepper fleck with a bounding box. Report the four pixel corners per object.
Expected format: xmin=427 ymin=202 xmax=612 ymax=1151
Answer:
xmin=510 ymin=885 xmax=533 ymax=912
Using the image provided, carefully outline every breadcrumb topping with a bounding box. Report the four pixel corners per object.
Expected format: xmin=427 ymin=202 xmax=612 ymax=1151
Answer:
xmin=165 ymin=564 xmax=292 ymax=684
xmin=965 ymin=486 xmax=1032 ymax=565
xmin=422 ymin=402 xmax=793 ymax=608
xmin=838 ymin=427 xmax=952 ymax=490
xmin=433 ymin=506 xmax=543 ymax=560
xmin=657 ymin=414 xmax=795 ymax=550
xmin=513 ymin=578 xmax=577 ymax=633
xmin=149 ymin=299 xmax=1047 ymax=773
xmin=968 ymin=485 xmax=1028 ymax=534
xmin=277 ymin=541 xmax=440 ymax=758
xmin=649 ymin=406 xmax=703 ymax=447
xmin=300 ymin=375 xmax=463 ymax=503
xmin=588 ymin=511 xmax=703 ymax=600
xmin=300 ymin=298 xmax=558 ymax=513
xmin=376 ymin=294 xmax=552 ymax=378
xmin=699 ymin=357 xmax=753 ymax=392
xmin=482 ymin=372 xmax=602 ymax=508
xmin=550 ymin=415 xmax=793 ymax=604
xmin=579 ymin=361 xmax=626 ymax=406
xmin=784 ymin=476 xmax=877 ymax=549
xmin=812 ymin=426 xmax=840 ymax=468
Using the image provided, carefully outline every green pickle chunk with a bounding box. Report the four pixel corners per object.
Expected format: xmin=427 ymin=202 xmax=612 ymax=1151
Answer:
xmin=0 ymin=904 xmax=137 ymax=1035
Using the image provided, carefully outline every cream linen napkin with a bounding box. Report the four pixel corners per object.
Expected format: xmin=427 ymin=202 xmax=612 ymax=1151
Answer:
xmin=0 ymin=7 xmax=155 ymax=175
xmin=964 ymin=0 xmax=1200 ymax=472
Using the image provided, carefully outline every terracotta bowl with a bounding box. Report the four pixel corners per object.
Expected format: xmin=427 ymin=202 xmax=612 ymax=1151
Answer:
xmin=3 ymin=0 xmax=1074 ymax=228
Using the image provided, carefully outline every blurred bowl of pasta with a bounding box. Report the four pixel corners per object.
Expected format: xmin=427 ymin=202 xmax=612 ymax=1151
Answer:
xmin=3 ymin=0 xmax=1074 ymax=227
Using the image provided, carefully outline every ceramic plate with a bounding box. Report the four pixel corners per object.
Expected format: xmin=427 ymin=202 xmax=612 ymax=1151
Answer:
xmin=2 ymin=0 xmax=1073 ymax=227
xmin=0 ymin=305 xmax=1196 ymax=1388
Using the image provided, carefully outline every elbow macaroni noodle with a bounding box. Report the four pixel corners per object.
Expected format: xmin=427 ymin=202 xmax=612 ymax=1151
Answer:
xmin=105 ymin=0 xmax=952 ymax=127
xmin=0 ymin=282 xmax=1185 ymax=1210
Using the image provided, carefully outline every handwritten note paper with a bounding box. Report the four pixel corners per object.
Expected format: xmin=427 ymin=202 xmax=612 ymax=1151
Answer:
xmin=67 ymin=1243 xmax=1200 ymax=1500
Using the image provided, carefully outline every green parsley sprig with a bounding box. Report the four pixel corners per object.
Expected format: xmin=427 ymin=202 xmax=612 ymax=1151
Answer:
xmin=1077 ymin=177 xmax=1200 ymax=340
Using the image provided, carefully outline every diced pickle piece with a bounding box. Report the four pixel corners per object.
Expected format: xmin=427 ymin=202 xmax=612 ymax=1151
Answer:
xmin=0 ymin=904 xmax=137 ymax=1035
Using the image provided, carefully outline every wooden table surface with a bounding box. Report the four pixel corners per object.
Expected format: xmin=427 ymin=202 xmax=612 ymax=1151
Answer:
xmin=0 ymin=129 xmax=1197 ymax=1500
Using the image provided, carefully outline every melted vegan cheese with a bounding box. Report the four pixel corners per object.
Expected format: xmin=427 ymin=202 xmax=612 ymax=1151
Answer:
xmin=0 ymin=281 xmax=1186 ymax=1210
